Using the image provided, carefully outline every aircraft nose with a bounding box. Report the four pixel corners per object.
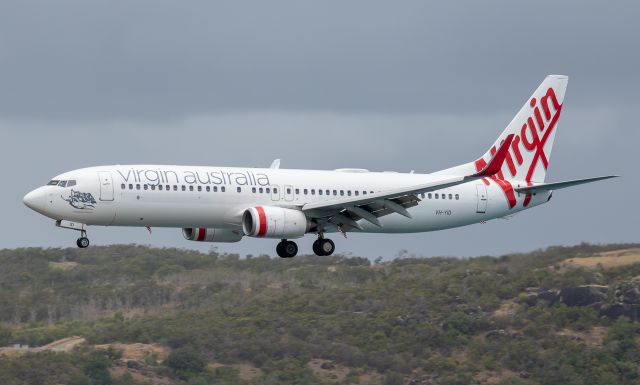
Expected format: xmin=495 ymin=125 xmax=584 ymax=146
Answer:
xmin=23 ymin=188 xmax=47 ymax=213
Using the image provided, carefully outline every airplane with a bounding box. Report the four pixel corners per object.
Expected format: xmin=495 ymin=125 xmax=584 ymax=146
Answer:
xmin=23 ymin=75 xmax=617 ymax=258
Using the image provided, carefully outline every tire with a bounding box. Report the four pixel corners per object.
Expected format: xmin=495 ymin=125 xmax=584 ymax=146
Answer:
xmin=283 ymin=241 xmax=298 ymax=258
xmin=320 ymin=239 xmax=335 ymax=256
xmin=312 ymin=239 xmax=323 ymax=256
xmin=276 ymin=241 xmax=286 ymax=258
xmin=77 ymin=237 xmax=90 ymax=248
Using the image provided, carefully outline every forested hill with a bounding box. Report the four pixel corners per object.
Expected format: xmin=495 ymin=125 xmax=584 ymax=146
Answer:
xmin=1 ymin=243 xmax=640 ymax=385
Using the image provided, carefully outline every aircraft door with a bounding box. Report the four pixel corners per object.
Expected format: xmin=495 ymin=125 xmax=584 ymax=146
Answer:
xmin=271 ymin=185 xmax=281 ymax=201
xmin=284 ymin=185 xmax=294 ymax=202
xmin=476 ymin=184 xmax=487 ymax=213
xmin=98 ymin=171 xmax=114 ymax=201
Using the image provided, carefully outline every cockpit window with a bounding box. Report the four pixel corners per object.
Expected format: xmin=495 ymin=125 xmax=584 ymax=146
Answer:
xmin=47 ymin=180 xmax=60 ymax=186
xmin=58 ymin=181 xmax=67 ymax=187
xmin=67 ymin=180 xmax=77 ymax=187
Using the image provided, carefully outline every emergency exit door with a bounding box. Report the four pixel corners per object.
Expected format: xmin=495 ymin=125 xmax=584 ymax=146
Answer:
xmin=98 ymin=171 xmax=114 ymax=201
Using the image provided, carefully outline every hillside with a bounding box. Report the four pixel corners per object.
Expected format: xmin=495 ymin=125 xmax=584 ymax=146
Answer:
xmin=1 ymin=243 xmax=640 ymax=385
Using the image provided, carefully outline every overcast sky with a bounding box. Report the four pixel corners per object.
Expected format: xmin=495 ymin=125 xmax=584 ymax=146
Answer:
xmin=1 ymin=0 xmax=637 ymax=258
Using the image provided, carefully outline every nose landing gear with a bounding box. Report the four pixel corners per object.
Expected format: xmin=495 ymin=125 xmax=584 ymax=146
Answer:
xmin=76 ymin=234 xmax=90 ymax=248
xmin=56 ymin=220 xmax=90 ymax=249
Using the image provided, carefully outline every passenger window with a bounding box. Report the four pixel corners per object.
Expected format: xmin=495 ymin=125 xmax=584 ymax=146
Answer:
xmin=455 ymin=194 xmax=460 ymax=200
xmin=428 ymin=193 xmax=432 ymax=199
xmin=326 ymin=190 xmax=330 ymax=195
xmin=340 ymin=190 xmax=344 ymax=196
xmin=435 ymin=193 xmax=438 ymax=199
xmin=221 ymin=186 xmax=226 ymax=192
xmin=449 ymin=194 xmax=453 ymax=199
xmin=121 ymin=183 xmax=125 ymax=190
xmin=287 ymin=188 xmax=291 ymax=194
xmin=333 ymin=190 xmax=337 ymax=196
xmin=151 ymin=185 xmax=156 ymax=190
xmin=304 ymin=189 xmax=308 ymax=195
xmin=311 ymin=189 xmax=315 ymax=195
xmin=318 ymin=189 xmax=323 ymax=195
xmin=259 ymin=187 xmax=263 ymax=193
xmin=274 ymin=188 xmax=278 ymax=194
xmin=420 ymin=193 xmax=425 ymax=198
xmin=206 ymin=186 xmax=210 ymax=192
xmin=252 ymin=187 xmax=256 ymax=193
xmin=197 ymin=186 xmax=202 ymax=192
xmin=363 ymin=191 xmax=367 ymax=195
xmin=295 ymin=189 xmax=299 ymax=195
xmin=214 ymin=186 xmax=218 ymax=192
xmin=144 ymin=185 xmax=148 ymax=190
xmin=158 ymin=185 xmax=163 ymax=191
xmin=189 ymin=186 xmax=194 ymax=191
xmin=173 ymin=185 xmax=178 ymax=191
xmin=182 ymin=185 xmax=186 ymax=191
xmin=347 ymin=191 xmax=351 ymax=196
xmin=136 ymin=184 xmax=141 ymax=190
xmin=355 ymin=191 xmax=359 ymax=196
xmin=264 ymin=187 xmax=269 ymax=193
xmin=237 ymin=187 xmax=242 ymax=193
xmin=67 ymin=180 xmax=77 ymax=187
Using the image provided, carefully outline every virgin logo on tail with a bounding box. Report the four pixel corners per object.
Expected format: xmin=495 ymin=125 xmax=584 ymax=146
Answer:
xmin=475 ymin=87 xmax=563 ymax=208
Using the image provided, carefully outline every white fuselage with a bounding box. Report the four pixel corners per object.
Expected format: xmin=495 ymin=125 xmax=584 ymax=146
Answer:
xmin=24 ymin=165 xmax=551 ymax=235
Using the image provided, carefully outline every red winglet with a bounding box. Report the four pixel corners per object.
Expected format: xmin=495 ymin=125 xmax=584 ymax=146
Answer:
xmin=475 ymin=134 xmax=515 ymax=177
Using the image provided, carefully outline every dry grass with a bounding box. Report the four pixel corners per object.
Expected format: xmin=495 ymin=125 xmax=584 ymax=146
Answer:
xmin=308 ymin=359 xmax=351 ymax=383
xmin=96 ymin=342 xmax=170 ymax=363
xmin=208 ymin=362 xmax=263 ymax=381
xmin=492 ymin=299 xmax=520 ymax=321
xmin=0 ymin=336 xmax=86 ymax=356
xmin=559 ymin=248 xmax=640 ymax=270
xmin=48 ymin=261 xmax=79 ymax=270
xmin=557 ymin=326 xmax=608 ymax=347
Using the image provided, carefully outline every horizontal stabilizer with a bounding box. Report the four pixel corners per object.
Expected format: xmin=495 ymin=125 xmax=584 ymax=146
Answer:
xmin=514 ymin=175 xmax=619 ymax=193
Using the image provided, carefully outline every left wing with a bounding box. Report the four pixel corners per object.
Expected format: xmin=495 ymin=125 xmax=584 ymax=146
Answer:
xmin=302 ymin=134 xmax=514 ymax=231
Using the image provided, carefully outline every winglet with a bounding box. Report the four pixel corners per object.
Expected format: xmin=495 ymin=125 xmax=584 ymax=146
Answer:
xmin=474 ymin=134 xmax=514 ymax=177
xmin=270 ymin=159 xmax=281 ymax=169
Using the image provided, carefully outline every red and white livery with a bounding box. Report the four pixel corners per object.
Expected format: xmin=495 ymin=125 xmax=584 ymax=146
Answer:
xmin=23 ymin=75 xmax=617 ymax=257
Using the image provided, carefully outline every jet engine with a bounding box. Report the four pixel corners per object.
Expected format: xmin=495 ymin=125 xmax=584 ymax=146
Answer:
xmin=182 ymin=227 xmax=243 ymax=243
xmin=242 ymin=206 xmax=309 ymax=239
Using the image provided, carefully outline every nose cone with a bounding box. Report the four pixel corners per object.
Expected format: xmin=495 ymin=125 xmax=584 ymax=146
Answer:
xmin=23 ymin=188 xmax=48 ymax=214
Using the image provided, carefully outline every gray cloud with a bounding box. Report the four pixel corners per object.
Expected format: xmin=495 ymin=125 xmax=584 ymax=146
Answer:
xmin=0 ymin=0 xmax=637 ymax=257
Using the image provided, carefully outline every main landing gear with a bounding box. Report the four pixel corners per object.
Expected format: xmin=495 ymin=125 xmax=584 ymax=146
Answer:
xmin=276 ymin=236 xmax=336 ymax=258
xmin=276 ymin=239 xmax=298 ymax=258
xmin=313 ymin=237 xmax=335 ymax=256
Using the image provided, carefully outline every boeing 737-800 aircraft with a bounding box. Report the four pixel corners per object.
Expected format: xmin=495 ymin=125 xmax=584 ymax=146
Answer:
xmin=23 ymin=75 xmax=616 ymax=258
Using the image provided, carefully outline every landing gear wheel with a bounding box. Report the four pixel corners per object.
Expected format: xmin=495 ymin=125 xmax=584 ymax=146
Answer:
xmin=313 ymin=238 xmax=335 ymax=256
xmin=76 ymin=237 xmax=90 ymax=248
xmin=276 ymin=240 xmax=298 ymax=258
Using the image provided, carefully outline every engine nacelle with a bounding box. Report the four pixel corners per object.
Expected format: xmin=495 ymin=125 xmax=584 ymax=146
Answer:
xmin=182 ymin=227 xmax=243 ymax=243
xmin=242 ymin=206 xmax=309 ymax=239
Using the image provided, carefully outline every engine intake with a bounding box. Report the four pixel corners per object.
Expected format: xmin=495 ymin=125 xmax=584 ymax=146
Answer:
xmin=242 ymin=206 xmax=309 ymax=239
xmin=182 ymin=227 xmax=243 ymax=243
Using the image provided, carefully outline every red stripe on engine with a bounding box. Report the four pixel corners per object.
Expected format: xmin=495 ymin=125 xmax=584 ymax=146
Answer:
xmin=256 ymin=206 xmax=267 ymax=237
xmin=196 ymin=227 xmax=206 ymax=241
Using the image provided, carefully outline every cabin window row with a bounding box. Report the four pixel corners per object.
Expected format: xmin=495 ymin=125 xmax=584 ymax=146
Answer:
xmin=121 ymin=183 xmax=231 ymax=193
xmin=121 ymin=183 xmax=459 ymax=200
xmin=420 ymin=192 xmax=459 ymax=200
